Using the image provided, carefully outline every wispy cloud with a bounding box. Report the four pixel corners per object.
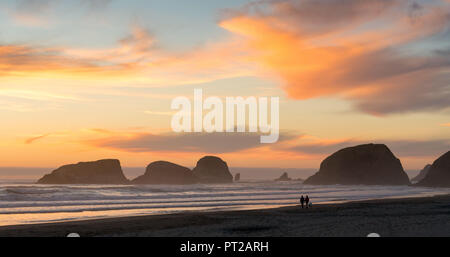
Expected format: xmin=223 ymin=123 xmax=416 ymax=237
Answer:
xmin=283 ymin=137 xmax=450 ymax=158
xmin=0 ymin=44 xmax=117 ymax=78
xmin=85 ymin=132 xmax=264 ymax=153
xmin=83 ymin=128 xmax=115 ymax=134
xmin=0 ymin=23 xmax=256 ymax=87
xmin=84 ymin=130 xmax=295 ymax=154
xmin=82 ymin=127 xmax=450 ymax=159
xmin=24 ymin=134 xmax=51 ymax=144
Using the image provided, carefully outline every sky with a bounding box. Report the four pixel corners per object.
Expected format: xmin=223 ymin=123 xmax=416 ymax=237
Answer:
xmin=0 ymin=0 xmax=449 ymax=171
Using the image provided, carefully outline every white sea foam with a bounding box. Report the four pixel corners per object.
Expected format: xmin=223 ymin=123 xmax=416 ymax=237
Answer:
xmin=0 ymin=180 xmax=449 ymax=226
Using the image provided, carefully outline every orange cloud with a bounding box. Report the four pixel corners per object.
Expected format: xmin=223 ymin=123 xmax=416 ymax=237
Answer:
xmin=0 ymin=44 xmax=134 ymax=79
xmin=3 ymin=0 xmax=450 ymax=116
xmin=24 ymin=134 xmax=50 ymax=144
xmin=0 ymin=24 xmax=257 ymax=87
xmin=220 ymin=0 xmax=450 ymax=114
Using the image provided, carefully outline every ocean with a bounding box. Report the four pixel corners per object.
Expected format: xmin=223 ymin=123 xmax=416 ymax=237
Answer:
xmin=1 ymin=180 xmax=449 ymax=226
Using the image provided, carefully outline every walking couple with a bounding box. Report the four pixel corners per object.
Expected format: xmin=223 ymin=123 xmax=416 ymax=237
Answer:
xmin=300 ymin=195 xmax=311 ymax=208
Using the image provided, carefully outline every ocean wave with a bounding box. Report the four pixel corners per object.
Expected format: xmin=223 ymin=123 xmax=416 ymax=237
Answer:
xmin=0 ymin=182 xmax=449 ymax=216
xmin=0 ymin=199 xmax=298 ymax=214
xmin=0 ymin=195 xmax=303 ymax=209
xmin=5 ymin=188 xmax=62 ymax=195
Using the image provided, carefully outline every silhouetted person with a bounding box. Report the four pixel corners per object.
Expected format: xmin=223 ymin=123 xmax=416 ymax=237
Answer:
xmin=305 ymin=195 xmax=310 ymax=208
xmin=300 ymin=195 xmax=305 ymax=208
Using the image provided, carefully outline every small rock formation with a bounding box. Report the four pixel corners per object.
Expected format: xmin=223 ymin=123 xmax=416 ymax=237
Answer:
xmin=411 ymin=164 xmax=431 ymax=183
xmin=132 ymin=161 xmax=197 ymax=185
xmin=304 ymin=144 xmax=410 ymax=185
xmin=37 ymin=159 xmax=129 ymax=184
xmin=234 ymin=173 xmax=241 ymax=182
xmin=192 ymin=156 xmax=233 ymax=183
xmin=416 ymin=151 xmax=450 ymax=187
xmin=275 ymin=172 xmax=292 ymax=181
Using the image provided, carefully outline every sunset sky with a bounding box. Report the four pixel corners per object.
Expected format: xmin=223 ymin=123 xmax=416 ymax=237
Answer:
xmin=0 ymin=0 xmax=449 ymax=171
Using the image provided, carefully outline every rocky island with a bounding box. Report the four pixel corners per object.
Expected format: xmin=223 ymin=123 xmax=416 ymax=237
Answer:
xmin=37 ymin=159 xmax=129 ymax=184
xmin=416 ymin=151 xmax=450 ymax=187
xmin=192 ymin=156 xmax=233 ymax=183
xmin=411 ymin=164 xmax=431 ymax=183
xmin=275 ymin=172 xmax=292 ymax=181
xmin=132 ymin=161 xmax=197 ymax=185
xmin=304 ymin=144 xmax=410 ymax=185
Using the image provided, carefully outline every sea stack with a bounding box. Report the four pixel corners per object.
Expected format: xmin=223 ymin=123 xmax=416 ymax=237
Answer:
xmin=37 ymin=159 xmax=129 ymax=184
xmin=411 ymin=164 xmax=431 ymax=183
xmin=416 ymin=151 xmax=450 ymax=187
xmin=234 ymin=173 xmax=241 ymax=182
xmin=192 ymin=156 xmax=233 ymax=183
xmin=275 ymin=172 xmax=292 ymax=181
xmin=304 ymin=144 xmax=410 ymax=185
xmin=132 ymin=161 xmax=197 ymax=185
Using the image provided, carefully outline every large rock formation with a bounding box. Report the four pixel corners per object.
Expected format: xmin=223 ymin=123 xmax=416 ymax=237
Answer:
xmin=416 ymin=151 xmax=450 ymax=187
xmin=192 ymin=156 xmax=233 ymax=183
xmin=275 ymin=172 xmax=292 ymax=181
xmin=304 ymin=144 xmax=410 ymax=185
xmin=411 ymin=164 xmax=431 ymax=183
xmin=37 ymin=159 xmax=129 ymax=184
xmin=132 ymin=161 xmax=197 ymax=185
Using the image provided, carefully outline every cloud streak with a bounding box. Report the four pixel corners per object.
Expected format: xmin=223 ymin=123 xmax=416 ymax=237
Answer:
xmin=0 ymin=24 xmax=256 ymax=87
xmin=84 ymin=128 xmax=450 ymax=159
xmin=85 ymin=130 xmax=295 ymax=154
xmin=24 ymin=134 xmax=51 ymax=144
xmin=285 ymin=138 xmax=450 ymax=158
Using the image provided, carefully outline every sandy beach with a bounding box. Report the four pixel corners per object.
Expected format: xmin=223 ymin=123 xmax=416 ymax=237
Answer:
xmin=1 ymin=194 xmax=450 ymax=237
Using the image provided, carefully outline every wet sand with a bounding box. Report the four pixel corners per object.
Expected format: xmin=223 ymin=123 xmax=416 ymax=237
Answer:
xmin=1 ymin=194 xmax=450 ymax=237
